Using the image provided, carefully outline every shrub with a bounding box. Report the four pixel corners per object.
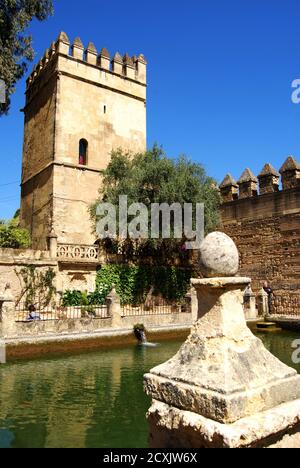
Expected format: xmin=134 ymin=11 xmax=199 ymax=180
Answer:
xmin=0 ymin=217 xmax=30 ymax=248
xmin=95 ymin=264 xmax=191 ymax=305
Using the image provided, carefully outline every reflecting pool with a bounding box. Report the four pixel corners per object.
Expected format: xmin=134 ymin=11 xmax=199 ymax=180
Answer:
xmin=0 ymin=330 xmax=299 ymax=448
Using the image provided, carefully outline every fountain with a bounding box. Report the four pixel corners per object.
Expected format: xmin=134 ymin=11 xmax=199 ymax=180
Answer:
xmin=134 ymin=324 xmax=158 ymax=348
xmin=134 ymin=325 xmax=148 ymax=344
xmin=144 ymin=232 xmax=300 ymax=448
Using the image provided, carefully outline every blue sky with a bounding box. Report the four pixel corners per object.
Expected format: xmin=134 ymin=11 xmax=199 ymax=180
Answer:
xmin=1 ymin=0 xmax=300 ymax=218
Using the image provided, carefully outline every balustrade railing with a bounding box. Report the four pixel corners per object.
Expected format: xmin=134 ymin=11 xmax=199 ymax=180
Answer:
xmin=15 ymin=302 xmax=110 ymax=322
xmin=121 ymin=298 xmax=191 ymax=317
xmin=57 ymin=244 xmax=99 ymax=262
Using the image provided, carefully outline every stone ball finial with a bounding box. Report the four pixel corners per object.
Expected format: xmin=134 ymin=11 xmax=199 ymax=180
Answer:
xmin=199 ymin=231 xmax=239 ymax=278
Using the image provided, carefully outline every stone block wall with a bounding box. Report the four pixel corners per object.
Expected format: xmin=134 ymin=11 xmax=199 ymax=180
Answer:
xmin=0 ymin=282 xmax=193 ymax=342
xmin=20 ymin=32 xmax=147 ymax=249
xmin=0 ymin=247 xmax=100 ymax=305
xmin=0 ymin=248 xmax=57 ymax=300
xmin=220 ymin=157 xmax=300 ymax=316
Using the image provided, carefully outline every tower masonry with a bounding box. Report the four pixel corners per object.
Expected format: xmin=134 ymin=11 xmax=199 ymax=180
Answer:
xmin=20 ymin=32 xmax=147 ymax=249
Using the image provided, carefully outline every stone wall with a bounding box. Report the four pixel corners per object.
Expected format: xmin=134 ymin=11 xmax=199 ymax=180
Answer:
xmin=220 ymin=157 xmax=300 ymax=316
xmin=0 ymin=247 xmax=101 ymax=306
xmin=10 ymin=312 xmax=192 ymax=339
xmin=56 ymin=262 xmax=98 ymax=295
xmin=0 ymin=283 xmax=193 ymax=342
xmin=14 ymin=317 xmax=112 ymax=337
xmin=0 ymin=248 xmax=57 ymax=300
xmin=20 ymin=166 xmax=54 ymax=250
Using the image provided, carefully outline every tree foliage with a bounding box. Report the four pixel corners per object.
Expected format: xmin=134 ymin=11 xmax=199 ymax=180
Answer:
xmin=62 ymin=264 xmax=192 ymax=306
xmin=0 ymin=0 xmax=53 ymax=114
xmin=0 ymin=213 xmax=30 ymax=248
xmin=90 ymin=145 xmax=220 ymax=261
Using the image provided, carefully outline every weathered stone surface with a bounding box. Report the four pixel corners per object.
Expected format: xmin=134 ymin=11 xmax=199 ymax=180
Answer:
xmin=147 ymin=399 xmax=300 ymax=448
xmin=258 ymin=164 xmax=280 ymax=194
xmin=219 ymin=175 xmax=239 ymax=202
xmin=237 ymin=168 xmax=258 ymax=198
xmin=243 ymin=285 xmax=257 ymax=320
xmin=20 ymin=34 xmax=147 ymax=249
xmin=199 ymin=232 xmax=239 ymax=278
xmin=279 ymin=155 xmax=300 ymax=173
xmin=144 ymin=233 xmax=300 ymax=447
xmin=258 ymin=163 xmax=280 ymax=178
xmin=219 ymin=174 xmax=238 ymax=189
xmin=221 ymin=188 xmax=300 ymax=316
xmin=57 ymin=31 xmax=70 ymax=44
xmin=238 ymin=168 xmax=258 ymax=184
xmin=144 ymin=277 xmax=300 ymax=424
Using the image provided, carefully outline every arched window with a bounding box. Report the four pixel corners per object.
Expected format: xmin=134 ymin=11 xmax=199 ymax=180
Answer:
xmin=79 ymin=139 xmax=88 ymax=165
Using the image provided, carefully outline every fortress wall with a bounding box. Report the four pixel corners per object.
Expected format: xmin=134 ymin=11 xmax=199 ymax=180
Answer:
xmin=220 ymin=158 xmax=300 ymax=316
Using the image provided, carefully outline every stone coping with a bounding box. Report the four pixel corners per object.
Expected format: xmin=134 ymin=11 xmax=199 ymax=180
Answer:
xmin=3 ymin=323 xmax=192 ymax=346
xmin=148 ymin=399 xmax=300 ymax=448
xmin=269 ymin=315 xmax=300 ymax=322
xmin=191 ymin=277 xmax=251 ymax=287
xmin=3 ymin=324 xmax=192 ymax=360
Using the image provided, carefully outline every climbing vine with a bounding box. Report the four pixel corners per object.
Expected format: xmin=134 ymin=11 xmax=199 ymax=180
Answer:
xmin=62 ymin=265 xmax=192 ymax=307
xmin=16 ymin=265 xmax=56 ymax=309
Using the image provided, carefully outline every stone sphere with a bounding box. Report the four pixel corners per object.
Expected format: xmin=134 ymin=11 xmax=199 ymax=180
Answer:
xmin=199 ymin=232 xmax=239 ymax=278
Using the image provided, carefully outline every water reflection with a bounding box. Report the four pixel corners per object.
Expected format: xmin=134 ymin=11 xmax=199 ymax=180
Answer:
xmin=256 ymin=329 xmax=300 ymax=373
xmin=0 ymin=341 xmax=181 ymax=448
xmin=0 ymin=330 xmax=299 ymax=448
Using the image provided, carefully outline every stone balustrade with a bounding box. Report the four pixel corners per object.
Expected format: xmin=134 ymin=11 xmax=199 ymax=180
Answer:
xmin=56 ymin=243 xmax=100 ymax=262
xmin=0 ymin=286 xmax=194 ymax=342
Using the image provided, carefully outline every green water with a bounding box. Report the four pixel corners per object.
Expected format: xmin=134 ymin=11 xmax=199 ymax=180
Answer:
xmin=0 ymin=330 xmax=299 ymax=448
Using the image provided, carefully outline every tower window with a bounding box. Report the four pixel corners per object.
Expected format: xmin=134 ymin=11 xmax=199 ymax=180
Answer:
xmin=79 ymin=139 xmax=88 ymax=166
xmin=104 ymin=105 xmax=106 ymax=114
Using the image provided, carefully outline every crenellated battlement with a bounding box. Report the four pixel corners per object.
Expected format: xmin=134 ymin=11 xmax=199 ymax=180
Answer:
xmin=220 ymin=156 xmax=300 ymax=203
xmin=220 ymin=155 xmax=300 ymax=317
xmin=21 ymin=31 xmax=147 ymax=251
xmin=26 ymin=31 xmax=147 ymax=94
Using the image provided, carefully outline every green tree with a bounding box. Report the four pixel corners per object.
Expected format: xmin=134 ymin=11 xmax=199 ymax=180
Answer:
xmin=0 ymin=214 xmax=30 ymax=248
xmin=0 ymin=0 xmax=53 ymax=115
xmin=90 ymin=145 xmax=220 ymax=261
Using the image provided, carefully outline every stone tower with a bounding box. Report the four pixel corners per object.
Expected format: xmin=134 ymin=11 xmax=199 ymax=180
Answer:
xmin=20 ymin=32 xmax=147 ymax=249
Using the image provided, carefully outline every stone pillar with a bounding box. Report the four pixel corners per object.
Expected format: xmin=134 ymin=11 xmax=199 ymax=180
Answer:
xmin=42 ymin=49 xmax=50 ymax=68
xmin=219 ymin=174 xmax=238 ymax=203
xmin=257 ymin=288 xmax=269 ymax=317
xmin=123 ymin=53 xmax=135 ymax=79
xmin=0 ymin=284 xmax=17 ymax=339
xmin=134 ymin=54 xmax=147 ymax=84
xmin=72 ymin=37 xmax=84 ymax=60
xmin=47 ymin=229 xmax=58 ymax=259
xmin=279 ymin=156 xmax=300 ymax=190
xmin=85 ymin=42 xmax=97 ymax=65
xmin=106 ymin=285 xmax=122 ymax=328
xmin=258 ymin=163 xmax=280 ymax=194
xmin=111 ymin=52 xmax=123 ymax=75
xmin=190 ymin=286 xmax=198 ymax=322
xmin=98 ymin=48 xmax=111 ymax=70
xmin=55 ymin=31 xmax=70 ymax=55
xmin=237 ymin=168 xmax=258 ymax=199
xmin=243 ymin=285 xmax=257 ymax=320
xmin=144 ymin=232 xmax=300 ymax=448
xmin=50 ymin=41 xmax=56 ymax=59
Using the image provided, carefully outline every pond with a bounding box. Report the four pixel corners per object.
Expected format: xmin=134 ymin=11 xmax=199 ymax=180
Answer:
xmin=0 ymin=329 xmax=299 ymax=448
